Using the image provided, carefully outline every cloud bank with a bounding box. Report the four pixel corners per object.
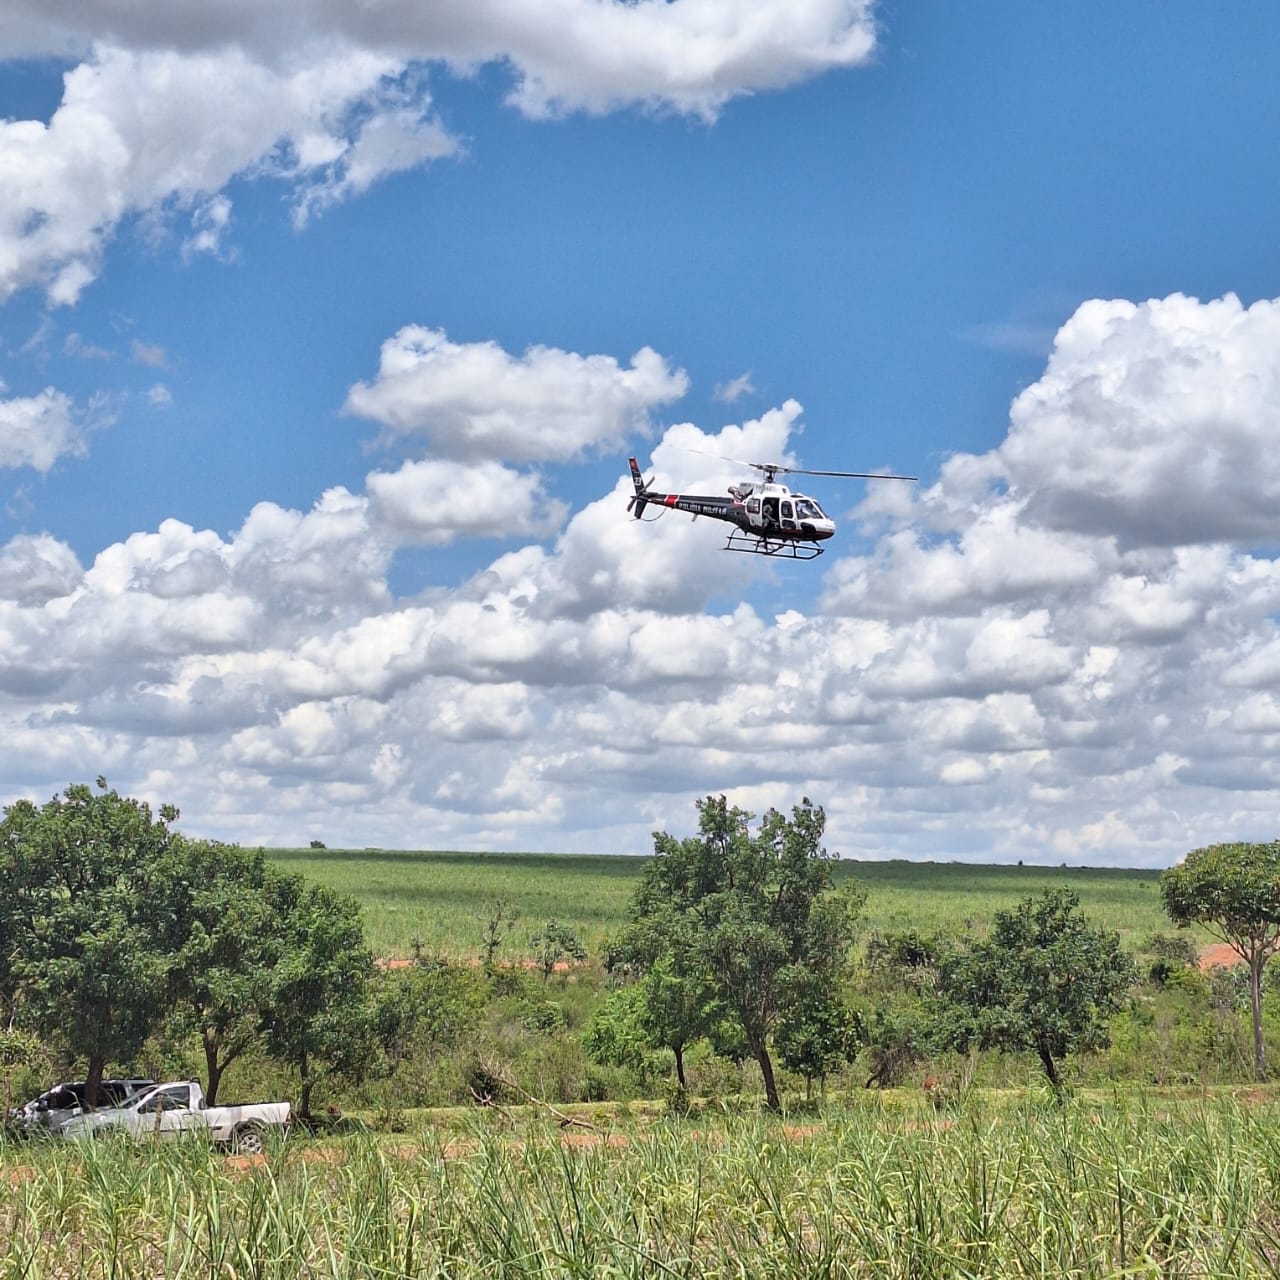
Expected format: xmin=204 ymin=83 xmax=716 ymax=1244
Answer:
xmin=2 ymin=295 xmax=1280 ymax=866
xmin=0 ymin=0 xmax=879 ymax=305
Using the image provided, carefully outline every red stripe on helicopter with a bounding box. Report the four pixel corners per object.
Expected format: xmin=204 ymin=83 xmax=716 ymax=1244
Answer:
xmin=664 ymin=494 xmax=679 ymax=506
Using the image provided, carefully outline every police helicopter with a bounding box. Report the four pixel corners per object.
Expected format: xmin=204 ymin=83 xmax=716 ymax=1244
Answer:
xmin=626 ymin=453 xmax=916 ymax=559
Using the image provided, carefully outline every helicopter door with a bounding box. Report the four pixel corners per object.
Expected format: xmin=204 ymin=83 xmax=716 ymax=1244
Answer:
xmin=746 ymin=497 xmax=762 ymax=528
xmin=762 ymin=497 xmax=779 ymax=528
xmin=779 ymin=500 xmax=798 ymax=532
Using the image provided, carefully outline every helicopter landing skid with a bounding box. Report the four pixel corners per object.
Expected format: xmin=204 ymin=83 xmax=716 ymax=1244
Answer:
xmin=724 ymin=529 xmax=824 ymax=560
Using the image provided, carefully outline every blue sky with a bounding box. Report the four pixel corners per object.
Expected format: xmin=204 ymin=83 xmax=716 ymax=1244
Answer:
xmin=1 ymin=1 xmax=1279 ymax=865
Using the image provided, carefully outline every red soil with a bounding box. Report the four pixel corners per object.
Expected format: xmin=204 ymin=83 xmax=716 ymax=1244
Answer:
xmin=377 ymin=957 xmax=573 ymax=972
xmin=1198 ymin=943 xmax=1243 ymax=971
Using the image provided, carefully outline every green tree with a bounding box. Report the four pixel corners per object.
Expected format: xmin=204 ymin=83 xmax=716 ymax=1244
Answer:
xmin=1162 ymin=841 xmax=1280 ymax=1080
xmin=610 ymin=909 xmax=717 ymax=1091
xmin=626 ymin=795 xmax=864 ymax=1112
xmin=160 ymin=839 xmax=284 ymax=1105
xmin=260 ymin=874 xmax=376 ymax=1118
xmin=936 ymin=888 xmax=1135 ymax=1100
xmin=583 ymin=985 xmax=660 ymax=1080
xmin=0 ymin=779 xmax=180 ymax=1108
xmin=636 ymin=951 xmax=716 ymax=1091
xmin=528 ymin=920 xmax=587 ymax=983
xmin=372 ymin=956 xmax=487 ymax=1074
xmin=775 ymin=982 xmax=862 ymax=1098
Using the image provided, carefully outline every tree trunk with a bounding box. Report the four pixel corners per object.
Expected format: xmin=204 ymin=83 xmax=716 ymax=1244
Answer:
xmin=84 ymin=1055 xmax=105 ymax=1110
xmin=204 ymin=1034 xmax=224 ymax=1107
xmin=754 ymin=1041 xmax=781 ymax=1112
xmin=299 ymin=1047 xmax=313 ymax=1120
xmin=674 ymin=1043 xmax=687 ymax=1091
xmin=1036 ymin=1040 xmax=1063 ymax=1104
xmin=1250 ymin=954 xmax=1267 ymax=1081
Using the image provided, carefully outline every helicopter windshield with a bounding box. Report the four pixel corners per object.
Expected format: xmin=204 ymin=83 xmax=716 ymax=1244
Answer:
xmin=793 ymin=498 xmax=825 ymax=520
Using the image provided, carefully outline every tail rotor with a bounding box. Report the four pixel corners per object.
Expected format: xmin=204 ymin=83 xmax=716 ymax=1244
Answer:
xmin=627 ymin=457 xmax=654 ymax=519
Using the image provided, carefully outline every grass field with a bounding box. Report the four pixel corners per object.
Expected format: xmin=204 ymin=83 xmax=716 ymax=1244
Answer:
xmin=267 ymin=848 xmax=1181 ymax=959
xmin=5 ymin=1092 xmax=1280 ymax=1277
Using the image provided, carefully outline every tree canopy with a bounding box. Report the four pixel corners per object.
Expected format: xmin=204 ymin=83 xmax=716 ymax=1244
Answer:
xmin=0 ymin=780 xmax=378 ymax=1114
xmin=936 ymin=888 xmax=1135 ymax=1099
xmin=160 ymin=839 xmax=286 ymax=1105
xmin=1162 ymin=841 xmax=1280 ymax=1080
xmin=618 ymin=795 xmax=864 ymax=1111
xmin=260 ymin=873 xmax=376 ymax=1118
xmin=0 ymin=779 xmax=181 ymax=1107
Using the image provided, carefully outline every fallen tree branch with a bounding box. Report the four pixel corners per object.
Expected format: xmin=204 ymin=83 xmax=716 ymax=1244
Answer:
xmin=477 ymin=1058 xmax=595 ymax=1131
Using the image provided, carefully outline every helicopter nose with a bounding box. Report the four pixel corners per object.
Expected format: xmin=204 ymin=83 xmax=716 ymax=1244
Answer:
xmin=801 ymin=520 xmax=835 ymax=540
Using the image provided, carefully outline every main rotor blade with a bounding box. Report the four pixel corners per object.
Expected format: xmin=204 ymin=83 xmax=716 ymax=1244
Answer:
xmin=675 ymin=446 xmax=806 ymax=475
xmin=670 ymin=444 xmax=916 ymax=481
xmin=784 ymin=467 xmax=918 ymax=481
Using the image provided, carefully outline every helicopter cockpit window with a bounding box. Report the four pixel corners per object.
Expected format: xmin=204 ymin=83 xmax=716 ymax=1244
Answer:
xmin=794 ymin=498 xmax=824 ymax=520
xmin=746 ymin=497 xmax=760 ymax=515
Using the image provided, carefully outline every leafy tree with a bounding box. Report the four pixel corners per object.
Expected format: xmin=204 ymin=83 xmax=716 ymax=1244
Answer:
xmin=528 ymin=920 xmax=587 ymax=983
xmin=636 ymin=952 xmax=716 ymax=1091
xmin=160 ymin=839 xmax=284 ymax=1105
xmin=371 ymin=956 xmax=487 ymax=1075
xmin=625 ymin=795 xmax=864 ymax=1112
xmin=861 ymin=1005 xmax=928 ymax=1089
xmin=583 ymin=985 xmax=659 ymax=1078
xmin=936 ymin=888 xmax=1135 ymax=1100
xmin=611 ymin=909 xmax=718 ymax=1090
xmin=1162 ymin=841 xmax=1280 ymax=1080
xmin=0 ymin=779 xmax=180 ymax=1108
xmin=260 ymin=874 xmax=376 ymax=1118
xmin=775 ymin=982 xmax=862 ymax=1098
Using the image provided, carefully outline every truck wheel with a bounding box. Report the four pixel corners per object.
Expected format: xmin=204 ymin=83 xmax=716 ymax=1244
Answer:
xmin=232 ymin=1124 xmax=266 ymax=1156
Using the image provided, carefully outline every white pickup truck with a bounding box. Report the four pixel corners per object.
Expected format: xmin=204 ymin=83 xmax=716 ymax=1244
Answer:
xmin=61 ymin=1080 xmax=290 ymax=1154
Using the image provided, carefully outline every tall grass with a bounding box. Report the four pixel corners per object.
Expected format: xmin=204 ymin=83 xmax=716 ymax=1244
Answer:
xmin=5 ymin=1093 xmax=1280 ymax=1277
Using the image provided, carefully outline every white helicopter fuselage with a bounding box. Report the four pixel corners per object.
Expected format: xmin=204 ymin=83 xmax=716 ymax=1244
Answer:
xmin=729 ymin=480 xmax=836 ymax=541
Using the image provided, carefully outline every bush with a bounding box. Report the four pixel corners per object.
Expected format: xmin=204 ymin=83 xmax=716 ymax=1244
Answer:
xmin=520 ymin=1000 xmax=567 ymax=1034
xmin=1142 ymin=932 xmax=1199 ymax=968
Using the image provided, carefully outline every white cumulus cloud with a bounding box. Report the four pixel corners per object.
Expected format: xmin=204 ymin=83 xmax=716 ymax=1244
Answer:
xmin=345 ymin=327 xmax=689 ymax=462
xmin=8 ymin=294 xmax=1280 ymax=867
xmin=0 ymin=0 xmax=879 ymax=305
xmin=367 ymin=458 xmax=568 ymax=544
xmin=0 ymin=387 xmax=83 ymax=471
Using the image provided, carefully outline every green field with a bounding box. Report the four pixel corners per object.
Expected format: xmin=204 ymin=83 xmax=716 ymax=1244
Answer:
xmin=267 ymin=849 xmax=1181 ymax=959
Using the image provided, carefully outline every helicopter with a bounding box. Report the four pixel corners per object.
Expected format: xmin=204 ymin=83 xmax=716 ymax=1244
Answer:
xmin=626 ymin=453 xmax=916 ymax=559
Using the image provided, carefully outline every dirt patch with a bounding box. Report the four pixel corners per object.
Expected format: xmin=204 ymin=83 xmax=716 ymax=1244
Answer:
xmin=223 ymin=1154 xmax=265 ymax=1171
xmin=1198 ymin=943 xmax=1243 ymax=971
xmin=557 ymin=1132 xmax=631 ymax=1150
